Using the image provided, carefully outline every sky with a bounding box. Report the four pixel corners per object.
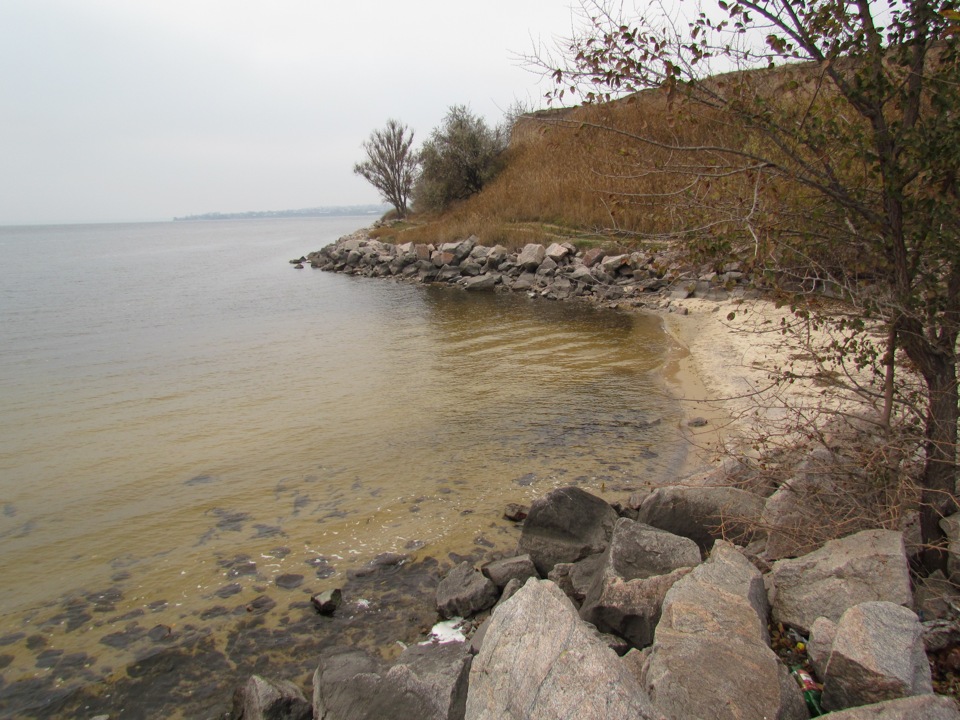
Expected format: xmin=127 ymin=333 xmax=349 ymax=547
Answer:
xmin=0 ymin=1 xmax=579 ymax=225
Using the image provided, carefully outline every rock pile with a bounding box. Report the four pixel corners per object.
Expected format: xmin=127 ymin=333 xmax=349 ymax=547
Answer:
xmin=301 ymin=233 xmax=754 ymax=306
xmin=231 ymin=481 xmax=960 ymax=720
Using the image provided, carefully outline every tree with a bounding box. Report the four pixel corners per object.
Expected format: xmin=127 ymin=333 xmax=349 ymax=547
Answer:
xmin=413 ymin=105 xmax=509 ymax=212
xmin=541 ymin=0 xmax=960 ymax=568
xmin=353 ymin=120 xmax=418 ymax=218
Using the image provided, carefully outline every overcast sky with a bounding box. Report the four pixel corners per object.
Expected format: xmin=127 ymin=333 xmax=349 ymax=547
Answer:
xmin=0 ymin=1 xmax=578 ymax=225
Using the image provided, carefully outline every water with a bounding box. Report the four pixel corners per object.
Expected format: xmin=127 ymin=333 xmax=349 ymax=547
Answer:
xmin=0 ymin=217 xmax=687 ymax=717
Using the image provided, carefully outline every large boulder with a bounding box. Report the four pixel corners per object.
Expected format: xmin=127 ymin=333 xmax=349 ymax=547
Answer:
xmin=812 ymin=695 xmax=960 ymax=719
xmin=766 ymin=529 xmax=912 ymax=634
xmin=595 ymin=518 xmax=703 ymax=581
xmin=313 ymin=642 xmax=472 ymax=720
xmin=437 ymin=562 xmax=499 ymax=619
xmin=230 ymin=675 xmax=311 ymax=720
xmin=820 ymin=602 xmax=932 ymax=712
xmin=517 ymin=487 xmax=619 ymax=575
xmin=580 ymin=568 xmax=691 ymax=649
xmin=579 ymin=519 xmax=702 ymax=647
xmin=643 ymin=542 xmax=806 ymax=720
xmin=637 ymin=486 xmax=765 ymax=549
xmin=464 ymin=579 xmax=663 ymax=720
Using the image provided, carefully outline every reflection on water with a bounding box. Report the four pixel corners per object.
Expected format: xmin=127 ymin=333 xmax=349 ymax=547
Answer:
xmin=0 ymin=219 xmax=687 ymax=717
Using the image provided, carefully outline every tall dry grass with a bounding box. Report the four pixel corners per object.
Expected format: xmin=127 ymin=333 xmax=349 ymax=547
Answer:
xmin=379 ymin=61 xmax=879 ymax=277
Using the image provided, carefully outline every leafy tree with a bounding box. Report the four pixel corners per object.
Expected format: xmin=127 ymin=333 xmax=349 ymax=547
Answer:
xmin=413 ymin=105 xmax=509 ymax=212
xmin=353 ymin=120 xmax=418 ymax=218
xmin=542 ymin=0 xmax=960 ymax=567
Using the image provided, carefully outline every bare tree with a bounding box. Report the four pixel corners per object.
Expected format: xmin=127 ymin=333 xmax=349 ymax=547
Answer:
xmin=536 ymin=0 xmax=960 ymax=569
xmin=353 ymin=120 xmax=418 ymax=218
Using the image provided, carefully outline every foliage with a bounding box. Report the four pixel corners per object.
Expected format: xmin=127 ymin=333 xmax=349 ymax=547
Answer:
xmin=539 ymin=0 xmax=960 ymax=568
xmin=413 ymin=105 xmax=509 ymax=213
xmin=353 ymin=120 xmax=418 ymax=218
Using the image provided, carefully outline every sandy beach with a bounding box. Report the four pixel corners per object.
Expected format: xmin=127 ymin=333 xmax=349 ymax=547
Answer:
xmin=657 ymin=295 xmax=885 ymax=477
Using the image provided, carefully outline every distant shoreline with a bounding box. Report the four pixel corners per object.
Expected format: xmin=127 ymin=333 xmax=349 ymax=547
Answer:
xmin=173 ymin=204 xmax=388 ymax=222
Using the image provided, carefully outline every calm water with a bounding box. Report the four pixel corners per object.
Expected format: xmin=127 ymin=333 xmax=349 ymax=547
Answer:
xmin=0 ymin=217 xmax=687 ymax=717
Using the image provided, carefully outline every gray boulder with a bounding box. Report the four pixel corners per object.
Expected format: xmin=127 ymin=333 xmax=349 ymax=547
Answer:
xmin=231 ymin=674 xmax=311 ymax=720
xmin=578 ymin=519 xmax=702 ymax=646
xmin=464 ymin=579 xmax=663 ymax=720
xmin=518 ymin=487 xmax=619 ymax=575
xmin=313 ymin=642 xmax=472 ymax=720
xmin=439 ymin=239 xmax=476 ymax=264
xmin=637 ymin=485 xmax=765 ymax=549
xmin=643 ymin=542 xmax=806 ymax=720
xmin=481 ymin=555 xmax=538 ymax=590
xmin=547 ymin=553 xmax=607 ymax=606
xmin=821 ymin=601 xmax=932 ymax=712
xmin=812 ymin=695 xmax=960 ymax=719
xmin=602 ymin=518 xmax=702 ymax=579
xmin=580 ymin=567 xmax=692 ymax=648
xmin=461 ymin=274 xmax=497 ymax=291
xmin=807 ymin=616 xmax=838 ymax=678
xmin=544 ymin=242 xmax=571 ymax=263
xmin=766 ymin=529 xmax=912 ymax=634
xmin=516 ymin=243 xmax=546 ymax=270
xmin=437 ymin=562 xmax=499 ymax=619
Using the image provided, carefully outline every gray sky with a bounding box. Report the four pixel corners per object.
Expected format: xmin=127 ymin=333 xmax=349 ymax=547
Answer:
xmin=0 ymin=1 xmax=576 ymax=225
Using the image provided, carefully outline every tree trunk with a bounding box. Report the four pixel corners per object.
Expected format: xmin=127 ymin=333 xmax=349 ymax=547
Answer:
xmin=917 ymin=353 xmax=960 ymax=572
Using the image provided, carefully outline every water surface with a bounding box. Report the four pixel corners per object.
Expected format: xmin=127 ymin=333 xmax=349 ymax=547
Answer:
xmin=0 ymin=217 xmax=687 ymax=717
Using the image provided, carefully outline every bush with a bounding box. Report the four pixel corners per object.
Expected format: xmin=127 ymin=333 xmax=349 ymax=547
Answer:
xmin=413 ymin=105 xmax=508 ymax=213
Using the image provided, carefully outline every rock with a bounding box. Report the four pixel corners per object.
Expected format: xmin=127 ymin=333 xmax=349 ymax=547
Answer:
xmin=643 ymin=542 xmax=806 ymax=720
xmin=516 ymin=244 xmax=546 ymax=270
xmin=814 ymin=696 xmax=960 ymax=719
xmin=807 ymin=616 xmax=838 ymax=678
xmin=580 ymin=567 xmax=692 ymax=648
xmin=480 ymin=555 xmax=538 ymax=590
xmin=509 ymin=272 xmax=537 ymax=291
xmin=914 ymin=570 xmax=960 ymax=621
xmin=484 ymin=245 xmax=508 ymax=270
xmin=941 ymin=513 xmax=960 ymax=584
xmin=547 ymin=553 xmax=607 ymax=606
xmin=275 ymin=574 xmax=304 ymax=590
xmin=581 ymin=248 xmax=606 ymax=267
xmin=766 ymin=529 xmax=912 ymax=634
xmin=230 ymin=674 xmax=311 ymax=720
xmin=578 ymin=519 xmax=701 ymax=648
xmin=497 ymin=578 xmax=523 ymax=605
xmin=686 ymin=417 xmax=708 ymax=427
xmin=637 ymin=485 xmax=765 ymax=549
xmin=311 ymin=589 xmax=342 ymax=616
xmin=464 ymin=579 xmax=662 ymax=720
xmin=821 ymin=602 xmax=932 ymax=712
xmin=439 ymin=239 xmax=476 ymax=264
xmin=595 ymin=518 xmax=702 ymax=581
xmin=461 ymin=274 xmax=497 ymax=291
xmin=313 ymin=642 xmax=472 ymax=720
xmin=502 ymin=503 xmax=528 ymax=522
xmin=517 ymin=486 xmax=619 ymax=576
xmin=437 ymin=562 xmax=499 ymax=619
xmin=544 ymin=242 xmax=570 ymax=263
xmin=568 ymin=265 xmax=598 ymax=285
